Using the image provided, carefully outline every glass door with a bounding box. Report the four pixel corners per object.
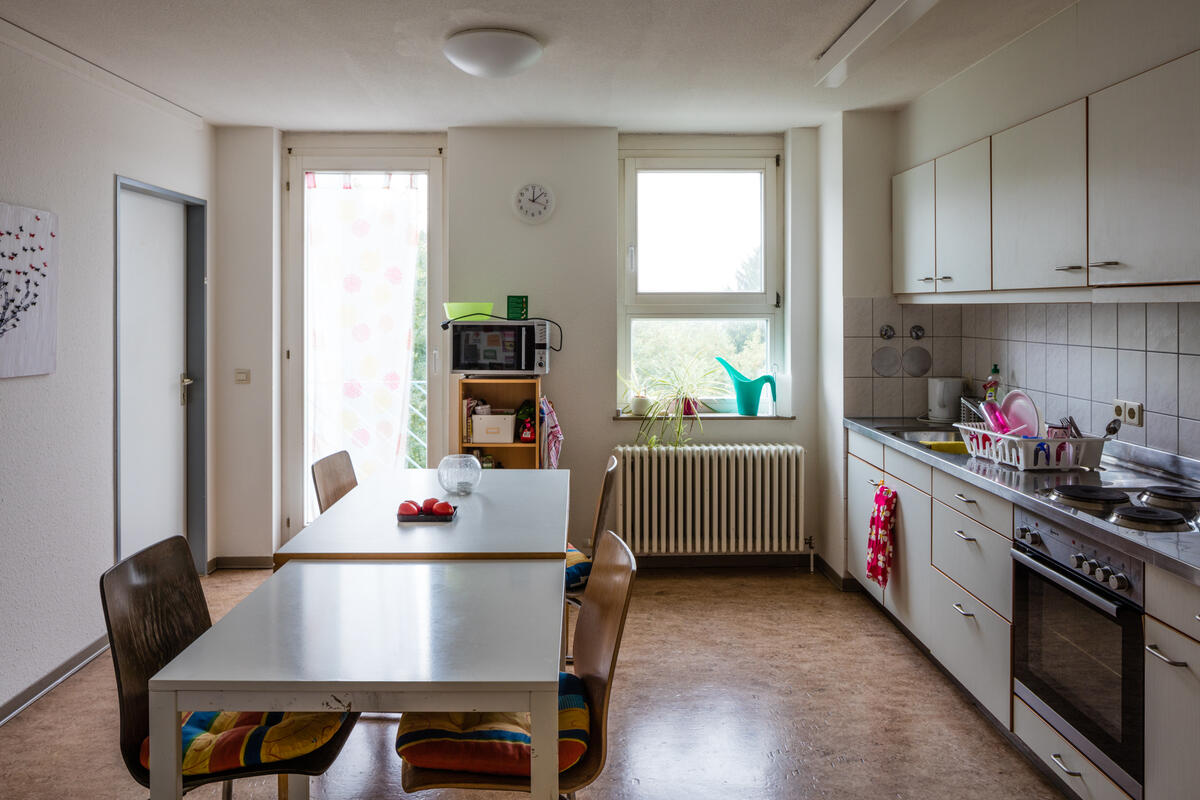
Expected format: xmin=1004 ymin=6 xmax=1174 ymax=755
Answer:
xmin=283 ymin=156 xmax=445 ymax=533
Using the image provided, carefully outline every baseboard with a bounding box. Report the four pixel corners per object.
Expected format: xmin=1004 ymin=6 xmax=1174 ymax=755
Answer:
xmin=815 ymin=555 xmax=857 ymax=591
xmin=0 ymin=634 xmax=109 ymax=728
xmin=206 ymin=556 xmax=274 ymax=572
xmin=635 ymin=552 xmax=812 ymax=569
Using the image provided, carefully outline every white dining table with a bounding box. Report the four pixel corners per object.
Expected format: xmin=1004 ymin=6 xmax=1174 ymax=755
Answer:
xmin=148 ymin=559 xmax=565 ymax=799
xmin=274 ymin=468 xmax=571 ymax=568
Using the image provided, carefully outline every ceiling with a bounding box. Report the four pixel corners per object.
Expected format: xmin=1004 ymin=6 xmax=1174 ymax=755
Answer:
xmin=0 ymin=0 xmax=1074 ymax=132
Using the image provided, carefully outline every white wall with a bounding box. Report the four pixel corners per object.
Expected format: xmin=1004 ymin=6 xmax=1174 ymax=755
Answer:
xmin=0 ymin=21 xmax=213 ymax=711
xmin=896 ymin=0 xmax=1200 ymax=170
xmin=447 ymin=127 xmax=821 ymax=546
xmin=212 ymin=127 xmax=281 ymax=558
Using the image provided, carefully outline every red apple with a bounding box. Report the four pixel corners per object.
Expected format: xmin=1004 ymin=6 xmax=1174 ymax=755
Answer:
xmin=422 ymin=497 xmax=439 ymax=514
xmin=432 ymin=501 xmax=454 ymax=516
xmin=397 ymin=501 xmax=419 ymax=516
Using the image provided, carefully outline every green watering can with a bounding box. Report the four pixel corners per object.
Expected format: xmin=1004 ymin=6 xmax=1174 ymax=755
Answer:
xmin=715 ymin=357 xmax=776 ymax=416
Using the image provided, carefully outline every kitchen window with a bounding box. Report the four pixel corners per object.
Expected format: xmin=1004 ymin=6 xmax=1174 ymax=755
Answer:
xmin=618 ymin=156 xmax=782 ymax=408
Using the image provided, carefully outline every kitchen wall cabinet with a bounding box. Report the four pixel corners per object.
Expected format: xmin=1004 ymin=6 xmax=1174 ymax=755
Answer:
xmin=892 ymin=161 xmax=936 ymax=294
xmin=934 ymin=139 xmax=992 ymax=293
xmin=846 ymin=454 xmax=884 ymax=604
xmin=1144 ymin=617 xmax=1200 ymax=800
xmin=881 ymin=476 xmax=932 ymax=644
xmin=992 ymin=100 xmax=1087 ymax=290
xmin=1088 ymin=50 xmax=1200 ymax=286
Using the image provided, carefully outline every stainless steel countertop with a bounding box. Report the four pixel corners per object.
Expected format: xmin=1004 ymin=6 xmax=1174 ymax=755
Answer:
xmin=845 ymin=417 xmax=1200 ymax=587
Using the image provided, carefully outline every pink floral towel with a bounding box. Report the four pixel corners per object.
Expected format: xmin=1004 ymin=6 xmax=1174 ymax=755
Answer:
xmin=867 ymin=484 xmax=898 ymax=588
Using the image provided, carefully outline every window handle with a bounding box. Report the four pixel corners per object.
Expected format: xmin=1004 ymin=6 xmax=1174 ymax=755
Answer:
xmin=627 ymin=244 xmax=636 ymax=273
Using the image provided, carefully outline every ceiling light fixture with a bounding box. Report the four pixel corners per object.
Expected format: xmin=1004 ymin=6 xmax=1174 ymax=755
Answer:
xmin=815 ymin=0 xmax=940 ymax=88
xmin=442 ymin=28 xmax=543 ymax=78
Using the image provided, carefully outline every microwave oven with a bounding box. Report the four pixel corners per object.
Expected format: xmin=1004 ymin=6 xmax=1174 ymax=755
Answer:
xmin=449 ymin=319 xmax=550 ymax=375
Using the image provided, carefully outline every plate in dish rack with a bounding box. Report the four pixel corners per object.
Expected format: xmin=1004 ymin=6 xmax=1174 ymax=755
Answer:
xmin=1000 ymin=390 xmax=1041 ymax=437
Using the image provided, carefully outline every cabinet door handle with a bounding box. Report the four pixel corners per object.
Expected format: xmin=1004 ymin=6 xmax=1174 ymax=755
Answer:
xmin=1088 ymin=261 xmax=1121 ymax=267
xmin=953 ymin=529 xmax=977 ymax=542
xmin=1050 ymin=753 xmax=1082 ymax=778
xmin=1194 ymin=614 xmax=1200 ymax=622
xmin=952 ymin=602 xmax=974 ymax=617
xmin=1146 ymin=644 xmax=1188 ymax=668
xmin=1054 ymin=265 xmax=1083 ymax=271
xmin=954 ymin=492 xmax=977 ymax=504
xmin=919 ymin=276 xmax=935 ymax=283
xmin=935 ymin=275 xmax=952 ymax=281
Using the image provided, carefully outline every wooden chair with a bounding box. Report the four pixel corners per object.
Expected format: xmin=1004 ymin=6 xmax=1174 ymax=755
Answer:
xmin=400 ymin=529 xmax=637 ymax=799
xmin=312 ymin=450 xmax=357 ymax=513
xmin=99 ymin=536 xmax=360 ymax=797
xmin=562 ymin=456 xmax=618 ymax=664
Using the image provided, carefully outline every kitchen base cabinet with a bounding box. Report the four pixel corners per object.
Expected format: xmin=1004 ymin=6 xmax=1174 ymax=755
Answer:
xmin=846 ymin=454 xmax=884 ymax=604
xmin=931 ymin=502 xmax=1012 ymax=620
xmin=1013 ymin=698 xmax=1131 ymax=800
xmin=882 ymin=477 xmax=932 ymax=644
xmin=1145 ymin=617 xmax=1200 ymax=800
xmin=928 ymin=566 xmax=1011 ymax=727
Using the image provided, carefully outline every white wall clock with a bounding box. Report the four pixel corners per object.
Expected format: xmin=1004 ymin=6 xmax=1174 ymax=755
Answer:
xmin=514 ymin=183 xmax=555 ymax=224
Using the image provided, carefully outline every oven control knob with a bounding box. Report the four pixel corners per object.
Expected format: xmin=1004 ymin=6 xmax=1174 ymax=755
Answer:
xmin=1085 ymin=559 xmax=1101 ymax=575
xmin=1097 ymin=566 xmax=1114 ymax=582
xmin=1107 ymin=573 xmax=1130 ymax=591
xmin=1070 ymin=553 xmax=1087 ymax=569
xmin=1017 ymin=527 xmax=1043 ymax=545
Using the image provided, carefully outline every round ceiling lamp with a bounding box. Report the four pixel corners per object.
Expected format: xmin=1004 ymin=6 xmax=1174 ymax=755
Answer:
xmin=442 ymin=28 xmax=543 ymax=78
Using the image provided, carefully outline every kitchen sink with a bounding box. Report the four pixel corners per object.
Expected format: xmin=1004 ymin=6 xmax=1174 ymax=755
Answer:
xmin=873 ymin=425 xmax=962 ymax=444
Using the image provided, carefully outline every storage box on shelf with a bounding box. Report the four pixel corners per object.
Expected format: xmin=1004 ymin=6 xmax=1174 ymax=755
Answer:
xmin=455 ymin=376 xmax=541 ymax=469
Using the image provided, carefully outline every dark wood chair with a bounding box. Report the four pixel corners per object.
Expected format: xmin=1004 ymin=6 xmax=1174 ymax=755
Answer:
xmin=400 ymin=529 xmax=637 ymax=799
xmin=99 ymin=536 xmax=359 ymax=797
xmin=312 ymin=450 xmax=357 ymax=513
xmin=562 ymin=455 xmax=618 ymax=663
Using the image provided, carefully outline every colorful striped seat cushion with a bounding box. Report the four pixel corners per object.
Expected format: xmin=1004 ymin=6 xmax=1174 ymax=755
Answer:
xmin=565 ymin=543 xmax=592 ymax=593
xmin=395 ymin=672 xmax=589 ymax=776
xmin=138 ymin=711 xmax=349 ymax=776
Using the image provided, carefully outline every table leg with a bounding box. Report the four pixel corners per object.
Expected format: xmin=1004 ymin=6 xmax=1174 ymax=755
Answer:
xmin=148 ymin=689 xmax=182 ymax=799
xmin=286 ymin=773 xmax=310 ymax=800
xmin=530 ymin=689 xmax=559 ymax=799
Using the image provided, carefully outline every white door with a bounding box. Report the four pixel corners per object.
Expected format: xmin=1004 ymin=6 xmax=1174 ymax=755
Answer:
xmin=117 ymin=189 xmax=187 ymax=559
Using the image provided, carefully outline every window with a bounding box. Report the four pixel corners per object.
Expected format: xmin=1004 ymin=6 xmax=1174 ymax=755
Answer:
xmin=619 ymin=156 xmax=781 ymax=409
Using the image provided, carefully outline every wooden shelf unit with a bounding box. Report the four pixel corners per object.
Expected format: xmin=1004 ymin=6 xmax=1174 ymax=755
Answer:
xmin=455 ymin=376 xmax=541 ymax=469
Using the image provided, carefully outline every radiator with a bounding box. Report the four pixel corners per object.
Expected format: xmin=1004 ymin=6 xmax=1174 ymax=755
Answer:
xmin=612 ymin=444 xmax=805 ymax=555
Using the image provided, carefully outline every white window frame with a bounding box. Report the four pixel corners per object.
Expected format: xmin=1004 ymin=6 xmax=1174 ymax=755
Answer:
xmin=618 ymin=155 xmax=783 ymax=404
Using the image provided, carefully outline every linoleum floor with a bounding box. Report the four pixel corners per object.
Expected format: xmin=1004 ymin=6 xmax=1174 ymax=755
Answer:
xmin=0 ymin=567 xmax=1064 ymax=799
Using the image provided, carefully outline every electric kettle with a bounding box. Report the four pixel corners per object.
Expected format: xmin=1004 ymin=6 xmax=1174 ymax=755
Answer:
xmin=927 ymin=377 xmax=963 ymax=422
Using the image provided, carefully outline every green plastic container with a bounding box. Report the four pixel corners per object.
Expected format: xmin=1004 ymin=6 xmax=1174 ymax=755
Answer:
xmin=443 ymin=302 xmax=494 ymax=321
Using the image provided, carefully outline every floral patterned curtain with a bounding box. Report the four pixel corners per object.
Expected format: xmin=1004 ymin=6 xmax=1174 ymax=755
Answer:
xmin=304 ymin=171 xmax=427 ymax=520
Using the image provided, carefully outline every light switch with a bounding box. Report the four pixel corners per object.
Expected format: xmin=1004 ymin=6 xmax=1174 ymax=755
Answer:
xmin=234 ymin=369 xmax=251 ymax=384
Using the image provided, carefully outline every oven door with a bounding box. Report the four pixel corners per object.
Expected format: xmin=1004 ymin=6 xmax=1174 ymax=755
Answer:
xmin=1012 ymin=546 xmax=1144 ymax=799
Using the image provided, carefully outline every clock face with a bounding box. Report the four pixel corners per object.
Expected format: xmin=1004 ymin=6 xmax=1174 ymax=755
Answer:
xmin=514 ymin=183 xmax=555 ymax=223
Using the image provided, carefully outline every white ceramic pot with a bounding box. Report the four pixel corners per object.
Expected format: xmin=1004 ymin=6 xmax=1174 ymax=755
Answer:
xmin=630 ymin=396 xmax=651 ymax=416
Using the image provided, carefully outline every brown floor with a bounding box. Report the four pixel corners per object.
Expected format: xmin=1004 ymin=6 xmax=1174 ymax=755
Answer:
xmin=0 ymin=567 xmax=1065 ymax=800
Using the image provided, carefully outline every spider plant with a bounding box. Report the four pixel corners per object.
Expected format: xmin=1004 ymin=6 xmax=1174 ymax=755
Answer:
xmin=634 ymin=357 xmax=724 ymax=448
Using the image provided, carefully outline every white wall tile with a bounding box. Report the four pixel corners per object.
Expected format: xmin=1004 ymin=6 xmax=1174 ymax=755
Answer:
xmin=1146 ymin=352 xmax=1178 ymax=415
xmin=1091 ymin=303 xmax=1117 ymax=348
xmin=1045 ymin=394 xmax=1068 ymax=427
xmin=975 ymin=339 xmax=990 ymax=379
xmin=1068 ymin=303 xmax=1091 ymax=346
xmin=1026 ymin=304 xmax=1047 ymax=343
xmin=1026 ymin=390 xmax=1047 ymax=416
xmin=1181 ymin=354 xmax=1200 ymax=421
xmin=1092 ymin=401 xmax=1116 ymax=437
xmin=990 ymin=340 xmax=1007 ymax=380
xmin=1180 ymin=303 xmax=1200 ymax=355
xmin=1181 ymin=418 xmax=1200 ymax=459
xmin=873 ymin=377 xmax=902 ymax=417
xmin=1045 ymin=303 xmax=1068 ymax=344
xmin=1026 ymin=343 xmax=1046 ymax=392
xmin=932 ymin=304 xmax=962 ymax=337
xmin=1068 ymin=345 xmax=1091 ymax=400
xmin=972 ymin=304 xmax=991 ymax=338
xmin=931 ymin=337 xmax=961 ymax=377
xmin=843 ymin=337 xmax=873 ymax=378
xmin=844 ymin=378 xmax=873 ymax=417
xmin=1008 ymin=341 xmax=1027 ymax=389
xmin=1117 ymin=349 xmax=1146 ymax=405
xmin=1146 ymin=303 xmax=1178 ymax=353
xmin=1067 ymin=397 xmax=1092 ymax=436
xmin=1008 ymin=304 xmax=1027 ymax=342
xmin=1117 ymin=303 xmax=1146 ymax=350
xmin=872 ymin=297 xmax=902 ymax=336
xmin=1118 ymin=419 xmax=1147 ymax=446
xmin=902 ymin=304 xmax=932 ymax=338
xmin=990 ymin=304 xmax=1008 ymax=339
xmin=1092 ymin=348 xmax=1117 ymax=403
xmin=1045 ymin=344 xmax=1069 ymax=397
xmin=903 ymin=377 xmax=928 ymax=418
xmin=843 ymin=297 xmax=874 ymax=337
xmin=961 ymin=338 xmax=976 ymax=381
xmin=1146 ymin=413 xmax=1179 ymax=454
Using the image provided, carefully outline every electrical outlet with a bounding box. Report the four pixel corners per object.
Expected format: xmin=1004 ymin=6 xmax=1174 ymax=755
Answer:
xmin=1113 ymin=399 xmax=1144 ymax=428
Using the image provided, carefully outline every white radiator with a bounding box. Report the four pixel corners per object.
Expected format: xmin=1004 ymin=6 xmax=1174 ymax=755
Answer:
xmin=612 ymin=444 xmax=806 ymax=555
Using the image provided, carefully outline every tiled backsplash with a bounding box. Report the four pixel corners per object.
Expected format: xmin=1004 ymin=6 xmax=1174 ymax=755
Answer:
xmin=843 ymin=299 xmax=1200 ymax=459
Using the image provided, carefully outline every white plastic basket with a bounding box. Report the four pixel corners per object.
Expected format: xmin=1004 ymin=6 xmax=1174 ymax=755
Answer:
xmin=953 ymin=422 xmax=1104 ymax=471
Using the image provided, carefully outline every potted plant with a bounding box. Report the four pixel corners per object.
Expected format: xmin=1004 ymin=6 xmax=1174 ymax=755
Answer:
xmin=619 ymin=371 xmax=653 ymax=417
xmin=633 ymin=357 xmax=724 ymax=448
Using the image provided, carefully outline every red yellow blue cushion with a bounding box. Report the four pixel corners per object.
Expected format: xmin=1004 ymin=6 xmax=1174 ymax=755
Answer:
xmin=395 ymin=672 xmax=589 ymax=776
xmin=565 ymin=543 xmax=591 ymax=593
xmin=138 ymin=711 xmax=349 ymax=775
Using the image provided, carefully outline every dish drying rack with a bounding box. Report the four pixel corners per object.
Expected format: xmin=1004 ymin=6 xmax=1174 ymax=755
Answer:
xmin=956 ymin=398 xmax=1104 ymax=471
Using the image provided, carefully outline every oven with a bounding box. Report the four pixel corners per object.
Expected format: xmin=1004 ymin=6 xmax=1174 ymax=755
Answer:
xmin=1012 ymin=543 xmax=1144 ymax=799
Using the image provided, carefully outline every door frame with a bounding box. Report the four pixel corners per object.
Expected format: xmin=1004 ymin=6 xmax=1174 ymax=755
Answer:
xmin=113 ymin=176 xmax=208 ymax=572
xmin=281 ymin=154 xmax=446 ymax=540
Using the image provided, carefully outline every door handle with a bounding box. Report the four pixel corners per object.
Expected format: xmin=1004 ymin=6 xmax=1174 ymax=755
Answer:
xmin=954 ymin=492 xmax=977 ymax=504
xmin=1054 ymin=265 xmax=1084 ymax=271
xmin=180 ymin=373 xmax=194 ymax=406
xmin=1088 ymin=261 xmax=1121 ymax=267
xmin=1146 ymin=644 xmax=1188 ymax=668
xmin=953 ymin=529 xmax=977 ymax=542
xmin=952 ymin=602 xmax=974 ymax=617
xmin=1050 ymin=753 xmax=1082 ymax=778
